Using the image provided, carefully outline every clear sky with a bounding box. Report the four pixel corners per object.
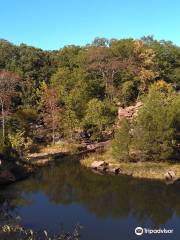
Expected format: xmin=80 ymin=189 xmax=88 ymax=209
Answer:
xmin=0 ymin=0 xmax=180 ymax=50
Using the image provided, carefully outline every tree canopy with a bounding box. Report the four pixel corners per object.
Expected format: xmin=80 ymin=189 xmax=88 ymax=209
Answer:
xmin=0 ymin=36 xmax=179 ymax=161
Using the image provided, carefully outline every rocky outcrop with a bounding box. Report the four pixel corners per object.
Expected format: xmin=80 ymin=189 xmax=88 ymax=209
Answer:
xmin=91 ymin=161 xmax=108 ymax=169
xmin=90 ymin=161 xmax=132 ymax=176
xmin=164 ymin=170 xmax=179 ymax=184
xmin=118 ymin=101 xmax=143 ymax=120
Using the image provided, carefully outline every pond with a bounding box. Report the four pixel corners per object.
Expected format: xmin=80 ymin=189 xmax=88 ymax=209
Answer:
xmin=0 ymin=160 xmax=180 ymax=240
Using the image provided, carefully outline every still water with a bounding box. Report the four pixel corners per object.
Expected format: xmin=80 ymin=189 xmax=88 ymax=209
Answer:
xmin=0 ymin=160 xmax=180 ymax=240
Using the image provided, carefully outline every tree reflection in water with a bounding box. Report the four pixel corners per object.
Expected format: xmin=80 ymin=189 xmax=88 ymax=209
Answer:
xmin=0 ymin=161 xmax=180 ymax=229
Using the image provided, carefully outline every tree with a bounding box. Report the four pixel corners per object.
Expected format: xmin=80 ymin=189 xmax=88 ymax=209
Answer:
xmin=62 ymin=108 xmax=79 ymax=139
xmin=8 ymin=130 xmax=32 ymax=159
xmin=132 ymin=82 xmax=176 ymax=160
xmin=55 ymin=45 xmax=81 ymax=70
xmin=112 ymin=119 xmax=131 ymax=161
xmin=86 ymin=47 xmax=130 ymax=100
xmin=0 ymin=71 xmax=19 ymax=144
xmin=133 ymin=40 xmax=158 ymax=94
xmin=0 ymin=39 xmax=18 ymax=70
xmin=38 ymin=82 xmax=61 ymax=145
xmin=149 ymin=40 xmax=180 ymax=83
xmin=120 ymin=80 xmax=138 ymax=105
xmin=112 ymin=81 xmax=179 ymax=162
xmin=83 ymin=98 xmax=116 ymax=141
xmin=169 ymin=93 xmax=180 ymax=159
xmin=17 ymin=44 xmax=57 ymax=106
xmin=92 ymin=37 xmax=110 ymax=47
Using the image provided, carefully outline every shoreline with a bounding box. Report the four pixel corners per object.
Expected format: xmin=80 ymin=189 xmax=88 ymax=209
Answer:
xmin=80 ymin=151 xmax=180 ymax=183
xmin=1 ymin=142 xmax=180 ymax=185
xmin=38 ymin=142 xmax=180 ymax=183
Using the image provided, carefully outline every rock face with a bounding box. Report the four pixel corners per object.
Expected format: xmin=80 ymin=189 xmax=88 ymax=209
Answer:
xmin=118 ymin=101 xmax=143 ymax=120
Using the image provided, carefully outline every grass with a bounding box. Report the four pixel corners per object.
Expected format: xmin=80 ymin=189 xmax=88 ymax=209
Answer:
xmin=80 ymin=146 xmax=180 ymax=180
xmin=26 ymin=140 xmax=180 ymax=181
xmin=26 ymin=141 xmax=85 ymax=166
xmin=28 ymin=141 xmax=82 ymax=158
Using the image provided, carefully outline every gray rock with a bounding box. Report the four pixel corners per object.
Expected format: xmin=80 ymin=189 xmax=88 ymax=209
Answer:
xmin=107 ymin=167 xmax=121 ymax=174
xmin=91 ymin=161 xmax=108 ymax=169
xmin=97 ymin=165 xmax=108 ymax=172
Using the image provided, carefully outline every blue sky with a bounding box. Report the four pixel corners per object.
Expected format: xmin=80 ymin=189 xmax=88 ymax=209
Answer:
xmin=0 ymin=0 xmax=180 ymax=50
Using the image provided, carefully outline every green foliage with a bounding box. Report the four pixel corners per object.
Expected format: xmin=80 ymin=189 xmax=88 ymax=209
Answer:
xmin=110 ymin=38 xmax=134 ymax=59
xmin=8 ymin=130 xmax=25 ymax=150
xmin=63 ymin=80 xmax=89 ymax=119
xmin=148 ymin=40 xmax=180 ymax=83
xmin=56 ymin=45 xmax=81 ymax=69
xmin=0 ymin=131 xmax=15 ymax=160
xmin=120 ymin=80 xmax=138 ymax=105
xmin=112 ymin=119 xmax=131 ymax=161
xmin=62 ymin=108 xmax=79 ymax=139
xmin=8 ymin=130 xmax=32 ymax=158
xmin=169 ymin=94 xmax=180 ymax=158
xmin=0 ymin=132 xmax=7 ymax=156
xmin=83 ymin=99 xmax=116 ymax=141
xmin=132 ymin=84 xmax=177 ymax=160
xmin=0 ymin=36 xmax=180 ymax=149
xmin=13 ymin=107 xmax=38 ymax=130
xmin=0 ymin=40 xmax=58 ymax=106
xmin=113 ymin=81 xmax=180 ymax=162
xmin=169 ymin=68 xmax=180 ymax=84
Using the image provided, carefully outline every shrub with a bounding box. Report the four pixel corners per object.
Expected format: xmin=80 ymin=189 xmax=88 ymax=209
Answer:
xmin=8 ymin=130 xmax=32 ymax=159
xmin=0 ymin=224 xmax=82 ymax=240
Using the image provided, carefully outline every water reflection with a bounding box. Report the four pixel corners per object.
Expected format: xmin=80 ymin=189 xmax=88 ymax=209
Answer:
xmin=0 ymin=161 xmax=180 ymax=239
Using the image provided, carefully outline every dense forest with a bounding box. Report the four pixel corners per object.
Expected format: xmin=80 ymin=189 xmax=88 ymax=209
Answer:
xmin=0 ymin=36 xmax=180 ymax=162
